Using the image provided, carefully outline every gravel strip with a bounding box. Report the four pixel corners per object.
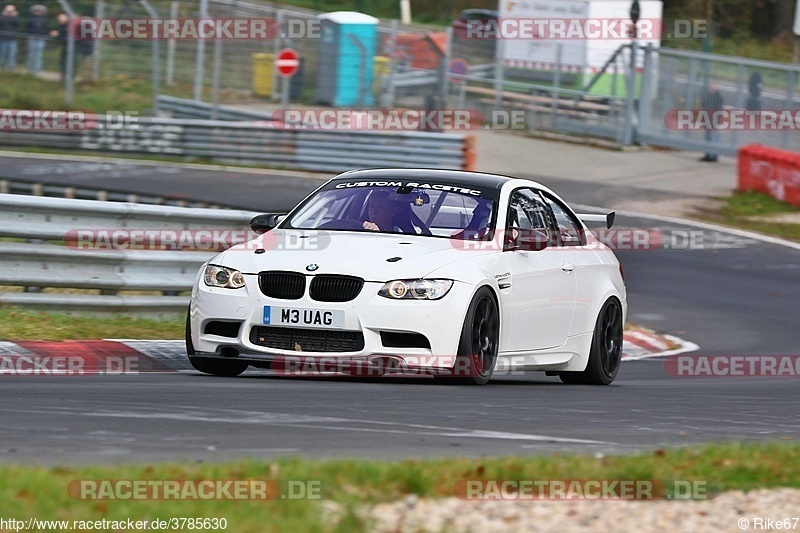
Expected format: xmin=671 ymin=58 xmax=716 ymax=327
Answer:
xmin=368 ymin=488 xmax=800 ymax=532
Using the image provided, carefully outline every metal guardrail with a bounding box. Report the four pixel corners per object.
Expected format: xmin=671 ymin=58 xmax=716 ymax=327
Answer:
xmin=0 ymin=178 xmax=228 ymax=209
xmin=158 ymin=96 xmax=274 ymax=122
xmin=392 ymin=63 xmax=496 ymax=89
xmin=0 ymin=114 xmax=474 ymax=173
xmin=0 ymin=194 xmax=258 ymax=314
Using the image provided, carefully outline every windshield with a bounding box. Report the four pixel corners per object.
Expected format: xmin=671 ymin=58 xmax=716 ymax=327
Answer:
xmin=284 ymin=181 xmax=498 ymax=240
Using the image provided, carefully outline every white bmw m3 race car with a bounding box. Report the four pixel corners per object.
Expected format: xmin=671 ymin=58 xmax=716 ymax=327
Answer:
xmin=187 ymin=169 xmax=626 ymax=385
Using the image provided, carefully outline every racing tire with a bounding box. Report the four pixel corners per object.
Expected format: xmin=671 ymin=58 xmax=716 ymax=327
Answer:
xmin=437 ymin=287 xmax=499 ymax=385
xmin=559 ymin=298 xmax=622 ymax=385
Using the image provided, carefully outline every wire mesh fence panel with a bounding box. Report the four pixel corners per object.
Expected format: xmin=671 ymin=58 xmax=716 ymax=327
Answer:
xmin=638 ymin=47 xmax=800 ymax=156
xmin=449 ymin=37 xmax=630 ymax=142
xmin=166 ymin=2 xmax=459 ymax=110
xmin=12 ymin=0 xmax=800 ymax=155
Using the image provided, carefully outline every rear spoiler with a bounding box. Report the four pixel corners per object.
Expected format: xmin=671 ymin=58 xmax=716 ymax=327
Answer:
xmin=577 ymin=212 xmax=615 ymax=229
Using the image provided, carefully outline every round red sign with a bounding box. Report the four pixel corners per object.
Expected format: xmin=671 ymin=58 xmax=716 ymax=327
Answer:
xmin=276 ymin=48 xmax=300 ymax=78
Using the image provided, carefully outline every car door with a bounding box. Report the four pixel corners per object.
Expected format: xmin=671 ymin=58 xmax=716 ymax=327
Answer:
xmin=541 ymin=191 xmax=596 ymax=337
xmin=502 ymin=188 xmax=577 ymax=352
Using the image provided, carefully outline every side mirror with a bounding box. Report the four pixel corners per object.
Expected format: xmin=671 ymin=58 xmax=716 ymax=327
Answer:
xmin=250 ymin=214 xmax=285 ymax=235
xmin=505 ymin=228 xmax=549 ymax=252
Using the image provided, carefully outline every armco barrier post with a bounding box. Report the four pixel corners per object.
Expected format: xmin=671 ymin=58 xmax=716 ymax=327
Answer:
xmin=738 ymin=144 xmax=800 ymax=206
xmin=462 ymin=135 xmax=476 ymax=171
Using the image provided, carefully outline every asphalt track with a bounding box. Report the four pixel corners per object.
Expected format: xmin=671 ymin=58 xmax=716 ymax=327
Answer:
xmin=0 ymin=152 xmax=327 ymax=210
xmin=1 ymin=154 xmax=798 ymax=464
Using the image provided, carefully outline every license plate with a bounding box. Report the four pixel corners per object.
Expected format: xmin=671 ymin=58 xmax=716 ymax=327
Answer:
xmin=263 ymin=306 xmax=345 ymax=329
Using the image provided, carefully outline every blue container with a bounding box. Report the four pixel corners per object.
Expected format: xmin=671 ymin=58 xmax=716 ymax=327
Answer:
xmin=316 ymin=12 xmax=379 ymax=107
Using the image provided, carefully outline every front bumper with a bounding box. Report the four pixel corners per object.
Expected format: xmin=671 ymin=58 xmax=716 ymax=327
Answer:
xmin=189 ymin=274 xmax=476 ymax=372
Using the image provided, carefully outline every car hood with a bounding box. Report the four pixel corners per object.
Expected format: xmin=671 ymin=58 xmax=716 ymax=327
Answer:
xmin=213 ymin=230 xmax=492 ymax=281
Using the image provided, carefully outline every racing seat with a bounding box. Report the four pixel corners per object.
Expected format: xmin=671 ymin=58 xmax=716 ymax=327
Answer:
xmin=393 ymin=204 xmax=432 ymax=235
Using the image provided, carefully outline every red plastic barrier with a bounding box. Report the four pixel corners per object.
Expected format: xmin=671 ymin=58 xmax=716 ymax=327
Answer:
xmin=389 ymin=32 xmax=448 ymax=70
xmin=738 ymin=144 xmax=800 ymax=206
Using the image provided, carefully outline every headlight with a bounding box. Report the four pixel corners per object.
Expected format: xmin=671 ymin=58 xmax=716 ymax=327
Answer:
xmin=203 ymin=264 xmax=246 ymax=289
xmin=378 ymin=279 xmax=453 ymax=300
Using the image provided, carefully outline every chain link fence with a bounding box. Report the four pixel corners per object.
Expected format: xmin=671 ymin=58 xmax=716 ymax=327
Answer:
xmin=639 ymin=46 xmax=800 ymax=155
xmin=81 ymin=0 xmax=450 ymax=110
xmin=4 ymin=0 xmax=800 ymax=156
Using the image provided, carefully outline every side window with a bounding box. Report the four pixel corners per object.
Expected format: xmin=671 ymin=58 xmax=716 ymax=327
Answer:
xmin=507 ymin=189 xmax=554 ymax=244
xmin=543 ymin=194 xmax=585 ymax=246
xmin=509 ymin=190 xmax=550 ymax=229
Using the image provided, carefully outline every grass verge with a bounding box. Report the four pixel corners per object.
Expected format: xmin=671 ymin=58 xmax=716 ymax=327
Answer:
xmin=0 ymin=72 xmax=193 ymax=114
xmin=0 ymin=308 xmax=185 ymax=341
xmin=700 ymin=191 xmax=800 ymax=242
xmin=0 ymin=442 xmax=798 ymax=531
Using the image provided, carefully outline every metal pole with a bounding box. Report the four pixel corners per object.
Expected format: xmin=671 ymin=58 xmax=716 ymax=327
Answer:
xmin=166 ymin=1 xmax=177 ymax=86
xmin=662 ymin=55 xmax=676 ymax=132
xmin=271 ymin=10 xmax=284 ymax=103
xmin=55 ymin=0 xmax=76 ymax=17
xmin=153 ymin=38 xmax=161 ymax=113
xmin=493 ymin=36 xmax=505 ymax=107
xmin=139 ymin=0 xmax=161 ymax=113
xmin=57 ymin=0 xmax=77 ymax=102
xmin=92 ymin=0 xmax=104 ymax=81
xmin=400 ymin=0 xmax=411 ymax=24
xmin=65 ymin=35 xmax=75 ymax=104
xmin=194 ymin=0 xmax=209 ymax=101
xmin=211 ymin=38 xmax=223 ymax=119
xmin=638 ymin=44 xmax=654 ymax=139
xmin=384 ymin=19 xmax=399 ymax=108
xmin=732 ymin=64 xmax=745 ymax=148
xmin=622 ymin=41 xmax=638 ymax=145
xmin=783 ymin=70 xmax=795 ymax=149
xmin=440 ymin=26 xmax=452 ymax=110
xmin=622 ymin=1 xmax=640 ymax=145
xmin=685 ymin=58 xmax=697 ymax=111
xmin=281 ymin=76 xmax=290 ymax=109
xmin=551 ymin=43 xmax=562 ymax=128
xmin=611 ymin=53 xmax=619 ymax=97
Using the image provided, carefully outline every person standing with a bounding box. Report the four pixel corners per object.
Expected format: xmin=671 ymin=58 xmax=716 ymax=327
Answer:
xmin=50 ymin=12 xmax=68 ymax=80
xmin=25 ymin=4 xmax=48 ymax=75
xmin=700 ymin=84 xmax=724 ymax=163
xmin=746 ymin=72 xmax=763 ymax=112
xmin=0 ymin=4 xmax=20 ymax=72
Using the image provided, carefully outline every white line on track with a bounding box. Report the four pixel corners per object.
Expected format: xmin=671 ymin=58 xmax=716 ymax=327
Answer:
xmin=27 ymin=407 xmax=612 ymax=445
